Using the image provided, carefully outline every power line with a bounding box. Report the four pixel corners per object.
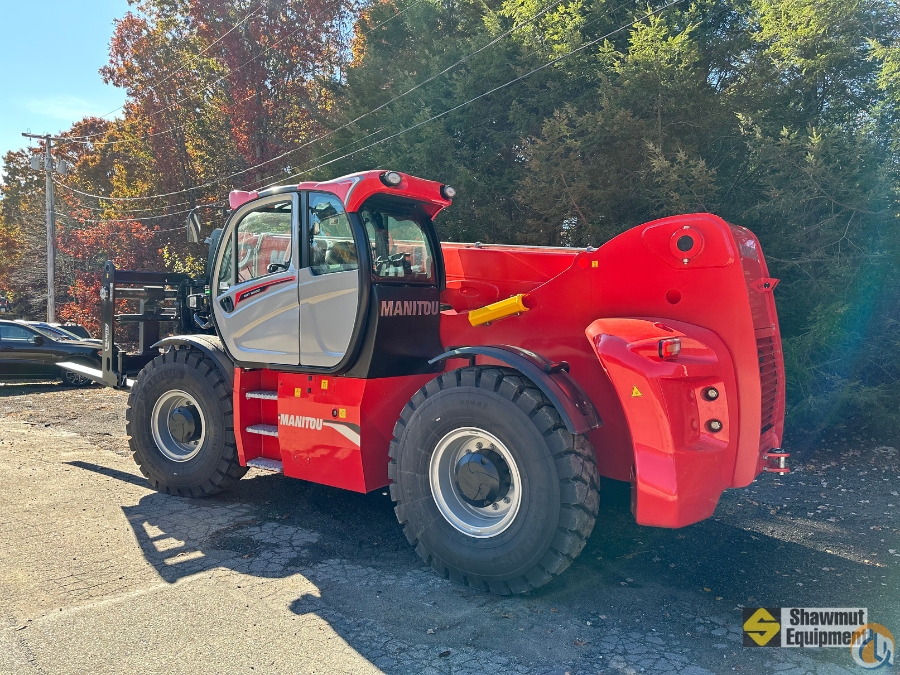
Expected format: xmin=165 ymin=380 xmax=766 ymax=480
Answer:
xmin=255 ymin=0 xmax=687 ymax=190
xmin=51 ymin=124 xmax=388 ymax=215
xmin=64 ymin=1 xmax=342 ymax=147
xmin=49 ymin=1 xmax=684 ymax=237
xmin=53 ymin=204 xmax=211 ymax=223
xmin=58 ymin=91 xmax=259 ymax=148
xmin=63 ymin=0 xmax=427 ymax=151
xmin=53 ymin=0 xmax=570 ymax=204
xmin=73 ymin=4 xmax=266 ymax=140
xmin=358 ymin=0 xmax=427 ymax=35
xmin=104 ymin=0 xmax=348 ymax=136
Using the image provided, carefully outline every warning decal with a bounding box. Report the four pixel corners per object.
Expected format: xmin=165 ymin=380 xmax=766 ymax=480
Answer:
xmin=631 ymin=386 xmax=643 ymax=397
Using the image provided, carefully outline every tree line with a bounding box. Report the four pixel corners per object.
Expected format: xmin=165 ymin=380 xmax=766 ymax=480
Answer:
xmin=1 ymin=0 xmax=899 ymax=438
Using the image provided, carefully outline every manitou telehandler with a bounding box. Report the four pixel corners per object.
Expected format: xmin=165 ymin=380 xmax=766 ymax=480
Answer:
xmin=66 ymin=170 xmax=787 ymax=594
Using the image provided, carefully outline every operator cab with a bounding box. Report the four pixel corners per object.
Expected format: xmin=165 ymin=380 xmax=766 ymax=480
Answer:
xmin=208 ymin=171 xmax=452 ymax=376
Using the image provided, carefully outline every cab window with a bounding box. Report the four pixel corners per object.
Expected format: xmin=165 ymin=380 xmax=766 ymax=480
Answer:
xmin=308 ymin=193 xmax=359 ymax=275
xmin=359 ymin=203 xmax=435 ymax=283
xmin=217 ymin=237 xmax=233 ymax=292
xmin=235 ymin=201 xmax=293 ymax=284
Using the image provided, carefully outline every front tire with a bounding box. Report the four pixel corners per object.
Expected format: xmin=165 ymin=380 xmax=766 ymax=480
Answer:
xmin=389 ymin=366 xmax=600 ymax=594
xmin=126 ymin=348 xmax=247 ymax=497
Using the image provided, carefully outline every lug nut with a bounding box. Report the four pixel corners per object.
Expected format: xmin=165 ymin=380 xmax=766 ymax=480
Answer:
xmin=476 ymin=442 xmax=483 ymax=449
xmin=707 ymin=419 xmax=723 ymax=432
xmin=503 ymin=497 xmax=510 ymax=504
xmin=491 ymin=503 xmax=499 ymax=510
xmin=704 ymin=387 xmax=720 ymax=401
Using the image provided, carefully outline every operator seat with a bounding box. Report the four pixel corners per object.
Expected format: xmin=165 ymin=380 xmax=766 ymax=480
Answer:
xmin=325 ymin=241 xmax=357 ymax=267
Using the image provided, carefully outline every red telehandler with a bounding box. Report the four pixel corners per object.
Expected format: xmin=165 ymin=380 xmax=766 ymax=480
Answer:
xmin=69 ymin=170 xmax=787 ymax=594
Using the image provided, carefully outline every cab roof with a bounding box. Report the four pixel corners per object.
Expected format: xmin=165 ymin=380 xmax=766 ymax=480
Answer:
xmin=228 ymin=170 xmax=453 ymax=217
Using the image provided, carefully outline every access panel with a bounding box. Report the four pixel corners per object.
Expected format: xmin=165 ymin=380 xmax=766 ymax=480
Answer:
xmin=274 ymin=372 xmax=436 ymax=492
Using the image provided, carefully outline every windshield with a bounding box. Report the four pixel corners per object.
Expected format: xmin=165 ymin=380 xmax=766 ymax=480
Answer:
xmin=359 ymin=203 xmax=435 ymax=283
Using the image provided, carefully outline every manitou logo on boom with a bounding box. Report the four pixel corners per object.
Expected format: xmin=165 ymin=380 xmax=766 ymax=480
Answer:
xmin=279 ymin=414 xmax=323 ymax=430
xmin=381 ymin=300 xmax=440 ymax=317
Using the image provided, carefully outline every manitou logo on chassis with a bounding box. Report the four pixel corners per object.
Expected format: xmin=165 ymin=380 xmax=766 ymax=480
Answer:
xmin=381 ymin=300 xmax=440 ymax=317
xmin=279 ymin=414 xmax=324 ymax=430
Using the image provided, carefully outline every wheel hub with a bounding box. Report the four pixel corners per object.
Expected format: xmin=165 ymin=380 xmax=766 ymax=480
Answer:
xmin=429 ymin=427 xmax=522 ymax=538
xmin=150 ymin=390 xmax=206 ymax=462
xmin=454 ymin=449 xmax=510 ymax=507
xmin=168 ymin=406 xmax=201 ymax=444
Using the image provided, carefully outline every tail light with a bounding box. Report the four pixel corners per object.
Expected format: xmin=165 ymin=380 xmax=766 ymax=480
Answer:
xmin=659 ymin=338 xmax=681 ymax=359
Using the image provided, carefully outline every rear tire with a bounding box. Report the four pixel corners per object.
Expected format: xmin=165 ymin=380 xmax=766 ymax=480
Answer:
xmin=126 ymin=348 xmax=247 ymax=497
xmin=389 ymin=366 xmax=600 ymax=594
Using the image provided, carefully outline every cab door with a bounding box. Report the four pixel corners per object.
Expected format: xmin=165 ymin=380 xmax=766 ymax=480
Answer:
xmin=298 ymin=192 xmax=361 ymax=368
xmin=212 ymin=194 xmax=300 ymax=365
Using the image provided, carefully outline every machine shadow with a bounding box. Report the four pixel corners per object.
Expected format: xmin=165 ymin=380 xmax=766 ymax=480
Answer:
xmin=69 ymin=461 xmax=896 ymax=671
xmin=0 ymin=381 xmax=97 ymax=396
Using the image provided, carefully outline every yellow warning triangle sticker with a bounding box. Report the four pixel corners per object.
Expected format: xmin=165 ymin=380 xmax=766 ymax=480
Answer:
xmin=631 ymin=386 xmax=643 ymax=397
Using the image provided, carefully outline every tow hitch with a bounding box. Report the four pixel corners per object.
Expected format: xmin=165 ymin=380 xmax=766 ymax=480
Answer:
xmin=763 ymin=450 xmax=790 ymax=473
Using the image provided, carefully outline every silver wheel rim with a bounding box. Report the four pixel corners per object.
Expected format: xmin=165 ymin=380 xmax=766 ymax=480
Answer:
xmin=429 ymin=427 xmax=522 ymax=538
xmin=150 ymin=390 xmax=206 ymax=462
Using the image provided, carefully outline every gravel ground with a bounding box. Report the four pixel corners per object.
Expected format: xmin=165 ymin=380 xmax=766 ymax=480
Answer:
xmin=0 ymin=380 xmax=897 ymax=674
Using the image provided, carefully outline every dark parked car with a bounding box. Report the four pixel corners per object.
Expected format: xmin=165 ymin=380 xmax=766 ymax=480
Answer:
xmin=0 ymin=320 xmax=102 ymax=386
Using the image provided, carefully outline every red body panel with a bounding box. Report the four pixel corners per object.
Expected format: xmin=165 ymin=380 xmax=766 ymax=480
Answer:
xmin=586 ymin=318 xmax=736 ymax=526
xmin=235 ymin=370 xmax=435 ymax=492
xmin=437 ymin=214 xmax=784 ymax=527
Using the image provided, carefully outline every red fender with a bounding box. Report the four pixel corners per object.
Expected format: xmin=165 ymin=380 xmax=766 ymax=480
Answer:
xmin=586 ymin=318 xmax=739 ymax=528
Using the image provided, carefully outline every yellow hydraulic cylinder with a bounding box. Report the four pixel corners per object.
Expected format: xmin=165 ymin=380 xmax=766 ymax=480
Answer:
xmin=468 ymin=294 xmax=532 ymax=327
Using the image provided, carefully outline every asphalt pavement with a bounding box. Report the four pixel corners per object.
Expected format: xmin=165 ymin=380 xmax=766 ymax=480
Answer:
xmin=0 ymin=381 xmax=897 ymax=674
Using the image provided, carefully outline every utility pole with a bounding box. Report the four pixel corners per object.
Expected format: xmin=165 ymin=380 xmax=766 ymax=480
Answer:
xmin=22 ymin=132 xmax=70 ymax=323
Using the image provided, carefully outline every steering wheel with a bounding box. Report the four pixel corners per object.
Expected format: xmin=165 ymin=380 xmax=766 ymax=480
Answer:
xmin=375 ymin=252 xmax=410 ymax=266
xmin=375 ymin=252 xmax=412 ymax=277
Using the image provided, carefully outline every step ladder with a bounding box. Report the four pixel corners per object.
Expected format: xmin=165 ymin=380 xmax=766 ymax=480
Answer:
xmin=241 ymin=388 xmax=282 ymax=472
xmin=246 ymin=390 xmax=278 ymax=400
xmin=246 ymin=423 xmax=278 ymax=437
xmin=246 ymin=457 xmax=284 ymax=473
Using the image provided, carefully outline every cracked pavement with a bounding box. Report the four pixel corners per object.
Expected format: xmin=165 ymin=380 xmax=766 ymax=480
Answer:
xmin=0 ymin=381 xmax=897 ymax=674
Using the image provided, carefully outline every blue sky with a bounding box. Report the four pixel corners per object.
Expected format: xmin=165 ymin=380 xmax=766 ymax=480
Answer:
xmin=0 ymin=0 xmax=130 ymax=161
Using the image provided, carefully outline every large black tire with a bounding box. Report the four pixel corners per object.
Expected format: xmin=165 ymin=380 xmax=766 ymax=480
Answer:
xmin=126 ymin=348 xmax=247 ymax=496
xmin=389 ymin=366 xmax=600 ymax=594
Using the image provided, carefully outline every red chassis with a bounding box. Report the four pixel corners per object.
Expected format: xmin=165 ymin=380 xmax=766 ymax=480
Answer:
xmin=231 ymin=172 xmax=785 ymax=530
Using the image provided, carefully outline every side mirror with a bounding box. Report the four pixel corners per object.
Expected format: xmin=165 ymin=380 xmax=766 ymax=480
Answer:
xmin=186 ymin=211 xmax=202 ymax=243
xmin=32 ymin=335 xmax=45 ymax=346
